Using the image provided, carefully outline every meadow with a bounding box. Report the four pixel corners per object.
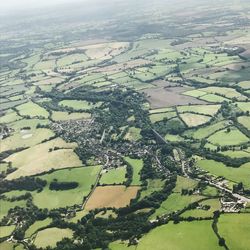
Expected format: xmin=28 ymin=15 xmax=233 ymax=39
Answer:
xmin=136 ymin=221 xmax=222 ymax=250
xmin=124 ymin=157 xmax=143 ymax=185
xmin=100 ymin=167 xmax=127 ymax=185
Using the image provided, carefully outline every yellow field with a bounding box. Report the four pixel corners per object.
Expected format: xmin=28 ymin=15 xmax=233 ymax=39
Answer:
xmin=5 ymin=138 xmax=81 ymax=179
xmin=85 ymin=185 xmax=140 ymax=210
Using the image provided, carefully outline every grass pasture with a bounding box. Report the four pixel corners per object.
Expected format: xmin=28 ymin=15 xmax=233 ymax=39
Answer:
xmin=179 ymin=113 xmax=211 ymax=127
xmin=140 ymin=179 xmax=165 ymax=200
xmin=237 ymin=116 xmax=250 ymax=130
xmin=0 ymin=110 xmax=21 ymax=124
xmin=51 ymin=111 xmax=91 ymax=121
xmin=150 ymin=192 xmax=204 ymax=219
xmin=207 ymin=127 xmax=249 ymax=146
xmin=197 ymin=159 xmax=250 ymax=189
xmin=0 ymin=200 xmax=26 ymax=220
xmin=124 ymin=157 xmax=143 ymax=185
xmin=177 ymin=104 xmax=220 ymax=116
xmin=5 ymin=138 xmax=81 ymax=179
xmin=185 ymin=120 xmax=230 ymax=140
xmin=150 ymin=111 xmax=176 ymax=123
xmin=85 ymin=185 xmax=139 ymax=210
xmin=16 ymin=102 xmax=49 ymax=118
xmin=100 ymin=167 xmax=126 ymax=185
xmin=181 ymin=198 xmax=221 ymax=218
xmin=59 ymin=99 xmax=102 ymax=110
xmin=218 ymin=213 xmax=250 ymax=250
xmin=0 ymin=225 xmax=15 ymax=238
xmin=34 ymin=227 xmax=73 ymax=248
xmin=25 ymin=218 xmax=52 ymax=238
xmin=199 ymin=94 xmax=229 ymax=103
xmin=0 ymin=128 xmax=54 ymax=153
xmin=32 ymin=166 xmax=101 ymax=209
xmin=136 ymin=221 xmax=222 ymax=250
xmin=124 ymin=127 xmax=142 ymax=141
xmin=237 ymin=102 xmax=250 ymax=112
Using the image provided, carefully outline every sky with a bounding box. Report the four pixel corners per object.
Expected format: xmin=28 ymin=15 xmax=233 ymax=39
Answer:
xmin=0 ymin=0 xmax=76 ymax=12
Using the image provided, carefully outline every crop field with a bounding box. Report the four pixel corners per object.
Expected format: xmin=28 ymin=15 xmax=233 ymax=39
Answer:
xmin=136 ymin=221 xmax=222 ymax=250
xmin=179 ymin=113 xmax=211 ymax=127
xmin=85 ymin=185 xmax=140 ymax=210
xmin=51 ymin=111 xmax=91 ymax=121
xmin=124 ymin=157 xmax=143 ymax=185
xmin=59 ymin=99 xmax=102 ymax=110
xmin=197 ymin=160 xmax=250 ymax=188
xmin=25 ymin=218 xmax=52 ymax=238
xmin=16 ymin=102 xmax=49 ymax=118
xmin=5 ymin=138 xmax=81 ymax=179
xmin=207 ymin=127 xmax=249 ymax=146
xmin=100 ymin=167 xmax=127 ymax=185
xmin=32 ymin=166 xmax=101 ymax=209
xmin=34 ymin=227 xmax=73 ymax=248
xmin=218 ymin=214 xmax=250 ymax=250
xmin=142 ymin=87 xmax=207 ymax=108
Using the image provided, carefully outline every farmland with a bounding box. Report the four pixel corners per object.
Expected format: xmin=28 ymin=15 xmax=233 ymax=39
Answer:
xmin=85 ymin=185 xmax=139 ymax=210
xmin=0 ymin=0 xmax=250 ymax=249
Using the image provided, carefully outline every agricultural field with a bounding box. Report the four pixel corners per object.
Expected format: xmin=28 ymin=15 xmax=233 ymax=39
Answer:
xmin=124 ymin=157 xmax=143 ymax=185
xmin=5 ymin=138 xmax=81 ymax=179
xmin=32 ymin=166 xmax=101 ymax=209
xmin=135 ymin=221 xmax=222 ymax=250
xmin=99 ymin=167 xmax=127 ymax=185
xmin=85 ymin=185 xmax=140 ymax=210
xmin=51 ymin=111 xmax=91 ymax=121
xmin=33 ymin=227 xmax=73 ymax=248
xmin=196 ymin=159 xmax=250 ymax=189
xmin=1 ymin=1 xmax=250 ymax=249
xmin=218 ymin=214 xmax=250 ymax=250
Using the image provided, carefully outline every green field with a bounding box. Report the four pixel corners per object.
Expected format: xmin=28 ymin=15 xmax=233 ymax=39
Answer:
xmin=0 ymin=225 xmax=15 ymax=238
xmin=100 ymin=167 xmax=127 ymax=185
xmin=238 ymin=116 xmax=250 ymax=130
xmin=136 ymin=221 xmax=222 ymax=250
xmin=32 ymin=166 xmax=101 ymax=209
xmin=59 ymin=99 xmax=102 ymax=110
xmin=150 ymin=111 xmax=176 ymax=123
xmin=185 ymin=120 xmax=230 ymax=140
xmin=150 ymin=192 xmax=204 ymax=219
xmin=177 ymin=104 xmax=220 ymax=116
xmin=207 ymin=127 xmax=249 ymax=146
xmin=199 ymin=94 xmax=229 ymax=103
xmin=197 ymin=159 xmax=250 ymax=188
xmin=51 ymin=111 xmax=91 ymax=121
xmin=179 ymin=113 xmax=211 ymax=127
xmin=124 ymin=127 xmax=142 ymax=141
xmin=25 ymin=218 xmax=52 ymax=238
xmin=181 ymin=198 xmax=221 ymax=218
xmin=0 ymin=200 xmax=27 ymax=220
xmin=124 ymin=157 xmax=143 ymax=185
xmin=16 ymin=101 xmax=49 ymax=118
xmin=236 ymin=102 xmax=250 ymax=112
xmin=218 ymin=213 xmax=250 ymax=250
xmin=0 ymin=128 xmax=54 ymax=153
xmin=140 ymin=179 xmax=165 ymax=200
xmin=0 ymin=110 xmax=21 ymax=124
xmin=34 ymin=227 xmax=73 ymax=248
xmin=5 ymin=138 xmax=81 ymax=179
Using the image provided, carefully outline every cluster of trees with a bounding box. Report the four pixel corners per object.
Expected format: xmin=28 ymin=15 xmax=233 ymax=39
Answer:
xmin=0 ymin=176 xmax=46 ymax=194
xmin=49 ymin=181 xmax=79 ymax=191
